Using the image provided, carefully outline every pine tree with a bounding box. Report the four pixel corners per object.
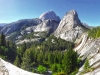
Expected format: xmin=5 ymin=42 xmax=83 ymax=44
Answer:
xmin=21 ymin=50 xmax=32 ymax=71
xmin=62 ymin=49 xmax=78 ymax=74
xmin=52 ymin=64 xmax=58 ymax=72
xmin=22 ymin=42 xmax=27 ymax=52
xmin=14 ymin=55 xmax=21 ymax=67
xmin=0 ymin=32 xmax=6 ymax=46
xmin=96 ymin=30 xmax=100 ymax=38
xmin=84 ymin=59 xmax=89 ymax=70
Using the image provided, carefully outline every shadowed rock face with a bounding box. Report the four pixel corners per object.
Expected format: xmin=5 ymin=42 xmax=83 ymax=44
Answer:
xmin=54 ymin=10 xmax=85 ymax=42
xmin=22 ymin=20 xmax=59 ymax=34
xmin=0 ymin=26 xmax=3 ymax=30
xmin=0 ymin=19 xmax=42 ymax=35
xmin=0 ymin=11 xmax=60 ymax=36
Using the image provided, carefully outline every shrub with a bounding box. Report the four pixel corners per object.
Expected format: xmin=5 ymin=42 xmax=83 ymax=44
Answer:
xmin=37 ymin=65 xmax=47 ymax=74
xmin=84 ymin=59 xmax=89 ymax=70
xmin=70 ymin=68 xmax=78 ymax=75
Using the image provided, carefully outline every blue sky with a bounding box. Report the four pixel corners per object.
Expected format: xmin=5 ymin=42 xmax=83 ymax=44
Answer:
xmin=0 ymin=0 xmax=100 ymax=26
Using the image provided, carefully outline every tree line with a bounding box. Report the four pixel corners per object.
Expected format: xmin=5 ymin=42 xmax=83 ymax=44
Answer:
xmin=0 ymin=32 xmax=17 ymax=62
xmin=88 ymin=27 xmax=100 ymax=38
xmin=0 ymin=33 xmax=80 ymax=75
xmin=14 ymin=35 xmax=80 ymax=75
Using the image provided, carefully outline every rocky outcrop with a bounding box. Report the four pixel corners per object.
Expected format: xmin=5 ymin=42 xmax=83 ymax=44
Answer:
xmin=39 ymin=11 xmax=60 ymax=21
xmin=21 ymin=26 xmax=36 ymax=35
xmin=75 ymin=33 xmax=100 ymax=75
xmin=0 ymin=58 xmax=40 ymax=75
xmin=54 ymin=10 xmax=86 ymax=42
xmin=34 ymin=20 xmax=59 ymax=33
xmin=0 ymin=11 xmax=60 ymax=43
xmin=1 ymin=11 xmax=60 ymax=36
xmin=0 ymin=59 xmax=9 ymax=75
xmin=16 ymin=38 xmax=41 ymax=44
xmin=21 ymin=20 xmax=59 ymax=35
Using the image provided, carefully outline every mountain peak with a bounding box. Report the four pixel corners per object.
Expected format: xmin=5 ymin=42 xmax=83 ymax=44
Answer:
xmin=39 ymin=10 xmax=60 ymax=21
xmin=54 ymin=10 xmax=84 ymax=42
xmin=65 ymin=10 xmax=78 ymax=20
xmin=67 ymin=10 xmax=77 ymax=15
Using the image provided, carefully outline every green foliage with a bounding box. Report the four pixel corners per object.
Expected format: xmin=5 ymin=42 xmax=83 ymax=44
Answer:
xmin=53 ymin=72 xmax=66 ymax=75
xmin=32 ymin=68 xmax=36 ymax=73
xmin=81 ymin=59 xmax=94 ymax=74
xmin=84 ymin=59 xmax=90 ymax=70
xmin=17 ymin=36 xmax=78 ymax=74
xmin=62 ymin=49 xmax=78 ymax=74
xmin=0 ymin=32 xmax=82 ymax=75
xmin=52 ymin=64 xmax=62 ymax=73
xmin=0 ymin=33 xmax=17 ymax=62
xmin=96 ymin=29 xmax=100 ymax=37
xmin=70 ymin=68 xmax=78 ymax=75
xmin=0 ymin=32 xmax=6 ymax=46
xmin=21 ymin=50 xmax=32 ymax=71
xmin=52 ymin=64 xmax=58 ymax=72
xmin=40 ymin=35 xmax=74 ymax=51
xmin=0 ymin=55 xmax=7 ymax=60
xmin=14 ymin=55 xmax=20 ymax=67
xmin=88 ymin=27 xmax=100 ymax=38
xmin=37 ymin=65 xmax=47 ymax=74
xmin=77 ymin=58 xmax=82 ymax=67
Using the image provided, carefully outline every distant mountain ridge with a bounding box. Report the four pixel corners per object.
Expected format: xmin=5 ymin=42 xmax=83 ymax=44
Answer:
xmin=0 ymin=18 xmax=42 ymax=35
xmin=0 ymin=11 xmax=60 ymax=43
xmin=0 ymin=10 xmax=90 ymax=43
xmin=0 ymin=23 xmax=7 ymax=26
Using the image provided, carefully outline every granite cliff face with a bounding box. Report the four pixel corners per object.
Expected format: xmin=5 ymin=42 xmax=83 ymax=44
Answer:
xmin=74 ymin=33 xmax=100 ymax=75
xmin=21 ymin=20 xmax=59 ymax=34
xmin=0 ymin=11 xmax=60 ymax=42
xmin=39 ymin=11 xmax=60 ymax=21
xmin=34 ymin=20 xmax=59 ymax=33
xmin=0 ymin=10 xmax=87 ymax=43
xmin=0 ymin=58 xmax=40 ymax=75
xmin=54 ymin=10 xmax=85 ymax=42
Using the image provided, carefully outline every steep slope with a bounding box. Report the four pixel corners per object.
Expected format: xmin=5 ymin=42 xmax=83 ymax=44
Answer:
xmin=0 ymin=23 xmax=7 ymax=26
xmin=39 ymin=10 xmax=60 ymax=21
xmin=16 ymin=20 xmax=59 ymax=44
xmin=0 ymin=58 xmax=40 ymax=75
xmin=21 ymin=20 xmax=59 ymax=34
xmin=54 ymin=10 xmax=86 ymax=42
xmin=75 ymin=33 xmax=100 ymax=75
xmin=82 ymin=23 xmax=92 ymax=29
xmin=0 ymin=26 xmax=3 ymax=30
xmin=0 ymin=11 xmax=60 ymax=43
xmin=34 ymin=20 xmax=59 ymax=33
xmin=0 ymin=18 xmax=42 ymax=35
